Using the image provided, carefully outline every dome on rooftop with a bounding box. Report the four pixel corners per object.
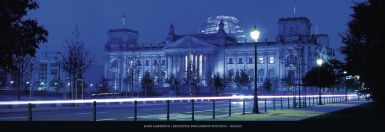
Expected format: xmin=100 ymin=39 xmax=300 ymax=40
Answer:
xmin=200 ymin=15 xmax=247 ymax=42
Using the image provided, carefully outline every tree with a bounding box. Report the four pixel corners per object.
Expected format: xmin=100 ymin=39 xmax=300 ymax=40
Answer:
xmin=234 ymin=71 xmax=241 ymax=88
xmin=283 ymin=77 xmax=294 ymax=92
xmin=345 ymin=77 xmax=361 ymax=91
xmin=341 ymin=0 xmax=384 ymax=109
xmin=213 ymin=74 xmax=223 ymax=95
xmin=239 ymin=70 xmax=251 ymax=88
xmin=263 ymin=79 xmax=273 ymax=92
xmin=141 ymin=71 xmax=154 ymax=97
xmin=303 ymin=63 xmax=337 ymax=104
xmin=60 ymin=26 xmax=94 ymax=99
xmin=123 ymin=70 xmax=134 ymax=96
xmin=234 ymin=70 xmax=251 ymax=90
xmin=98 ymin=77 xmax=110 ymax=93
xmin=155 ymin=64 xmax=166 ymax=95
xmin=0 ymin=0 xmax=48 ymax=70
xmin=166 ymin=74 xmax=179 ymax=96
xmin=13 ymin=55 xmax=33 ymax=100
xmin=183 ymin=59 xmax=199 ymax=95
xmin=226 ymin=70 xmax=234 ymax=89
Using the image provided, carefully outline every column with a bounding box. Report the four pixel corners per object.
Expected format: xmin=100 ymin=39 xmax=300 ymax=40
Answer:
xmin=172 ymin=55 xmax=175 ymax=75
xmin=181 ymin=53 xmax=185 ymax=78
xmin=202 ymin=54 xmax=206 ymax=81
xmin=197 ymin=54 xmax=200 ymax=78
xmin=166 ymin=55 xmax=170 ymax=77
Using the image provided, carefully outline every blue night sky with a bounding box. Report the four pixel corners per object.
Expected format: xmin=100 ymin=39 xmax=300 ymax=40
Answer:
xmin=28 ymin=0 xmax=366 ymax=65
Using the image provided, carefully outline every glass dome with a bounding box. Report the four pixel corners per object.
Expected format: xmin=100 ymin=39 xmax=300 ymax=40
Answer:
xmin=200 ymin=15 xmax=247 ymax=43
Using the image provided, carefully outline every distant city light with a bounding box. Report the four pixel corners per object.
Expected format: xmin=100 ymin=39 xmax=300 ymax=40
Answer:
xmin=10 ymin=81 xmax=14 ymax=84
xmin=355 ymin=75 xmax=360 ymax=80
xmin=67 ymin=83 xmax=71 ymax=86
xmin=343 ymin=71 xmax=347 ymax=74
xmin=26 ymin=81 xmax=30 ymax=85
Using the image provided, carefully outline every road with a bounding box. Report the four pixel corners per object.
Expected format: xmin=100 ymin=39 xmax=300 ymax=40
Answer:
xmin=0 ymin=96 xmax=355 ymax=121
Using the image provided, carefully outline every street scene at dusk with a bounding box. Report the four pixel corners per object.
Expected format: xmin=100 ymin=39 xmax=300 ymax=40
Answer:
xmin=0 ymin=0 xmax=384 ymax=130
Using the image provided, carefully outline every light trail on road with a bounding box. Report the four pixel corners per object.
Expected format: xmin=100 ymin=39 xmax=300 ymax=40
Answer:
xmin=0 ymin=94 xmax=358 ymax=105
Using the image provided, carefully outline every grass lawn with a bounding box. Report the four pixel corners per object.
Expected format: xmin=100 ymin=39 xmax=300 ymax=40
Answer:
xmin=211 ymin=110 xmax=324 ymax=121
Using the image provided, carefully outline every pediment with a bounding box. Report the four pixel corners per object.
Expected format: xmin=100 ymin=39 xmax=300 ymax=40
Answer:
xmin=163 ymin=36 xmax=217 ymax=50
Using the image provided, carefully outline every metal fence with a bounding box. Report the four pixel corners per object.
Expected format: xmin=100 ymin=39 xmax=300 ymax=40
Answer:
xmin=0 ymin=94 xmax=362 ymax=121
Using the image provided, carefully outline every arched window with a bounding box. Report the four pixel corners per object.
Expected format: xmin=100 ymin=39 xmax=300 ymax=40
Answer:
xmin=287 ymin=70 xmax=295 ymax=81
xmin=268 ymin=68 xmax=275 ymax=79
xmin=286 ymin=54 xmax=297 ymax=66
xmin=258 ymin=69 xmax=264 ymax=82
xmin=228 ymin=69 xmax=234 ymax=78
xmin=247 ymin=69 xmax=254 ymax=77
xmin=110 ymin=59 xmax=118 ymax=69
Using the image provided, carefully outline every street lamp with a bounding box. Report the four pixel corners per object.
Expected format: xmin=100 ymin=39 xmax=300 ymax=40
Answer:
xmin=250 ymin=26 xmax=260 ymax=114
xmin=343 ymin=71 xmax=348 ymax=101
xmin=65 ymin=82 xmax=70 ymax=100
xmin=26 ymin=81 xmax=31 ymax=100
xmin=89 ymin=83 xmax=93 ymax=99
xmin=316 ymin=58 xmax=323 ymax=105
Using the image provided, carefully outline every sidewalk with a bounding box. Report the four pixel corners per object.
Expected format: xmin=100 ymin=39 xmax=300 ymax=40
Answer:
xmin=212 ymin=100 xmax=370 ymax=121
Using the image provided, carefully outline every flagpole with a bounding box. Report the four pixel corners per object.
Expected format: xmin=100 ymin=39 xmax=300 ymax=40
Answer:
xmin=294 ymin=0 xmax=296 ymax=16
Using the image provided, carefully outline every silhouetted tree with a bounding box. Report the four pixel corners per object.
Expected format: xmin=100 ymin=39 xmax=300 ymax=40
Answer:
xmin=234 ymin=70 xmax=250 ymax=90
xmin=226 ymin=70 xmax=234 ymax=89
xmin=166 ymin=74 xmax=179 ymax=96
xmin=213 ymin=74 xmax=223 ymax=95
xmin=13 ymin=55 xmax=33 ymax=100
xmin=303 ymin=63 xmax=337 ymax=104
xmin=341 ymin=0 xmax=384 ymax=108
xmin=141 ymin=71 xmax=154 ymax=97
xmin=60 ymin=26 xmax=94 ymax=99
xmin=234 ymin=71 xmax=241 ymax=88
xmin=0 ymin=0 xmax=48 ymax=70
xmin=263 ymin=79 xmax=273 ymax=92
xmin=283 ymin=77 xmax=294 ymax=92
xmin=97 ymin=77 xmax=109 ymax=93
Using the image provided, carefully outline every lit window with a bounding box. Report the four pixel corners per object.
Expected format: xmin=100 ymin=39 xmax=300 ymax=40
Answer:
xmin=258 ymin=56 xmax=264 ymax=64
xmin=269 ymin=56 xmax=274 ymax=64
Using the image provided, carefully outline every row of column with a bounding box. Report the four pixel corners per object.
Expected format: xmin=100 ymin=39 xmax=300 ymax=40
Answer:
xmin=166 ymin=53 xmax=212 ymax=84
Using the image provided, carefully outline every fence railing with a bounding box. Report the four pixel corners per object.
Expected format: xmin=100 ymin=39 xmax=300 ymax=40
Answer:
xmin=0 ymin=94 xmax=362 ymax=121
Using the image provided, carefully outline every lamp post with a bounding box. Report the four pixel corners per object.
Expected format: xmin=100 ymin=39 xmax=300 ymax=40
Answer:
xmin=26 ymin=81 xmax=31 ymax=100
xmin=10 ymin=80 xmax=17 ymax=100
xmin=10 ymin=80 xmax=14 ymax=88
xmin=250 ymin=26 xmax=260 ymax=114
xmin=66 ymin=82 xmax=70 ymax=100
xmin=343 ymin=71 xmax=348 ymax=101
xmin=297 ymin=49 xmax=301 ymax=108
xmin=89 ymin=83 xmax=93 ymax=99
xmin=316 ymin=58 xmax=323 ymax=105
